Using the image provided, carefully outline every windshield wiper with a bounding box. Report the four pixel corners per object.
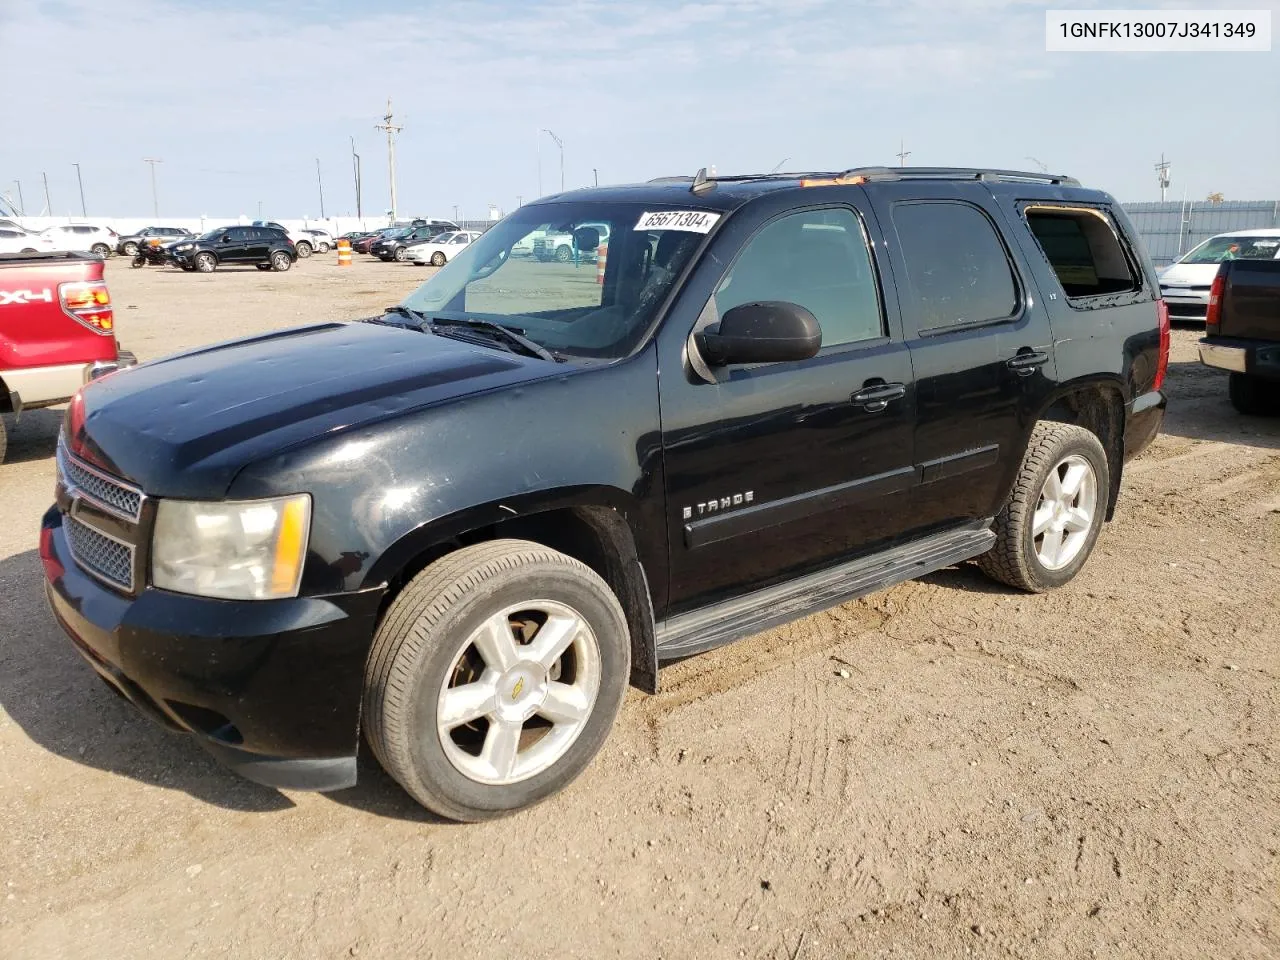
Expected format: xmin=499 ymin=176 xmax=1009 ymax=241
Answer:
xmin=427 ymin=317 xmax=561 ymax=363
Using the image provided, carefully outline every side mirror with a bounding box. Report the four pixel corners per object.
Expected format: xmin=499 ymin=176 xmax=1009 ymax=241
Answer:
xmin=222 ymin=234 xmax=234 ymax=243
xmin=695 ymin=301 xmax=822 ymax=366
xmin=573 ymin=226 xmax=600 ymax=252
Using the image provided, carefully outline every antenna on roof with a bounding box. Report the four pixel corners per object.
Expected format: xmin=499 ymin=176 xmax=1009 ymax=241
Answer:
xmin=691 ymin=167 xmax=715 ymax=196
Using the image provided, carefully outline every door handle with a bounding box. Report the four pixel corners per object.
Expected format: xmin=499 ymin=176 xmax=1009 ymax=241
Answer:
xmin=1006 ymin=350 xmax=1049 ymax=376
xmin=850 ymin=381 xmax=906 ymax=413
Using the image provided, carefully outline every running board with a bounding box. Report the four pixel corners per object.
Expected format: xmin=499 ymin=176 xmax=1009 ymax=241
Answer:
xmin=654 ymin=521 xmax=996 ymax=661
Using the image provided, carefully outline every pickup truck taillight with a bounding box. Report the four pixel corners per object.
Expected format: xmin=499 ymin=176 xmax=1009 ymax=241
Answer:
xmin=1204 ymin=271 xmax=1225 ymax=336
xmin=1153 ymin=297 xmax=1170 ymax=393
xmin=58 ymin=280 xmax=114 ymax=334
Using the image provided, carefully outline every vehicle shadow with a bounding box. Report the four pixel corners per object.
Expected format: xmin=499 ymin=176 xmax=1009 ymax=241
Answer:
xmin=1 ymin=408 xmax=63 ymax=464
xmin=1157 ymin=359 xmax=1280 ymax=450
xmin=0 ymin=548 xmax=293 ymax=812
xmin=0 ymin=546 xmax=451 ymax=822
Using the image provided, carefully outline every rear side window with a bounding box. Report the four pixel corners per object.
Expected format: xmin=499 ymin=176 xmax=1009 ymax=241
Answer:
xmin=892 ymin=202 xmax=1019 ymax=332
xmin=1024 ymin=207 xmax=1139 ymax=299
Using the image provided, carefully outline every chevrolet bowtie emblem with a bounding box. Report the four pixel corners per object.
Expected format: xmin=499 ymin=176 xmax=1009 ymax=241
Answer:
xmin=511 ymin=677 xmax=525 ymax=700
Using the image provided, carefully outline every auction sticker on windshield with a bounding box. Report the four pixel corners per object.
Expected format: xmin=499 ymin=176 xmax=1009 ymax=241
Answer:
xmin=634 ymin=211 xmax=721 ymax=233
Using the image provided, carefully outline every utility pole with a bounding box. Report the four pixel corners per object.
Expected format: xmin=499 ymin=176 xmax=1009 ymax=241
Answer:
xmin=13 ymin=180 xmax=24 ymax=216
xmin=351 ymin=136 xmax=362 ymax=219
xmin=41 ymin=171 xmax=51 ymax=216
xmin=374 ymin=98 xmax=403 ymax=219
xmin=315 ymin=158 xmax=326 ymax=219
xmin=1155 ymin=154 xmax=1171 ymax=202
xmin=72 ymin=163 xmax=86 ymax=216
xmin=895 ymin=139 xmax=911 ymax=167
xmin=516 ymin=194 xmax=523 ymax=207
xmin=452 ymin=204 xmax=459 ymax=222
xmin=593 ymin=168 xmax=598 ymax=187
xmin=143 ymin=158 xmax=162 ymax=217
xmin=542 ymin=129 xmax=564 ymax=192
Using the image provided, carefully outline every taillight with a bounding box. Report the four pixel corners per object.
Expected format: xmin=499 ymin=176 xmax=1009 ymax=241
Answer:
xmin=1153 ymin=297 xmax=1170 ymax=393
xmin=58 ymin=280 xmax=114 ymax=334
xmin=1205 ymin=270 xmax=1225 ymax=335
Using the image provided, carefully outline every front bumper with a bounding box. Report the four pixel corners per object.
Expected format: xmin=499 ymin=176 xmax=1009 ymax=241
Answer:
xmin=40 ymin=506 xmax=385 ymax=791
xmin=1159 ymin=288 xmax=1209 ymax=321
xmin=1199 ymin=337 xmax=1280 ymax=381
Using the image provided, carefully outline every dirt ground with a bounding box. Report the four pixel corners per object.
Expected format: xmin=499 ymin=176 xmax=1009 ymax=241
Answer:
xmin=1 ymin=255 xmax=1276 ymax=959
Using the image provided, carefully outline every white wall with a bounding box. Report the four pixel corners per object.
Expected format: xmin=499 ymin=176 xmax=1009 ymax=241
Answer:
xmin=10 ymin=215 xmax=394 ymax=235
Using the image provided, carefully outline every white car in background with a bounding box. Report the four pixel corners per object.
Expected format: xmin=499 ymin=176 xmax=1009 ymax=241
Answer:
xmin=404 ymin=230 xmax=481 ymax=267
xmin=0 ymin=227 xmax=41 ymax=254
xmin=25 ymin=224 xmax=119 ymax=257
xmin=300 ymin=229 xmax=335 ymax=254
xmin=1159 ymin=228 xmax=1280 ymax=322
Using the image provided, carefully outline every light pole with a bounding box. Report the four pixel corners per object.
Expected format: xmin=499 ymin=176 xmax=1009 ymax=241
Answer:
xmin=41 ymin=172 xmax=52 ymax=216
xmin=516 ymin=195 xmax=522 ymax=208
xmin=72 ymin=163 xmax=86 ymax=216
xmin=316 ymin=158 xmax=326 ymax=219
xmin=542 ymin=128 xmax=564 ymax=193
xmin=258 ymin=200 xmax=263 ymax=219
xmin=143 ymin=158 xmax=162 ymax=217
xmin=453 ymin=204 xmax=459 ymax=222
xmin=374 ymin=98 xmax=403 ymax=220
xmin=12 ymin=180 xmax=24 ymax=216
xmin=351 ymin=136 xmax=363 ymax=220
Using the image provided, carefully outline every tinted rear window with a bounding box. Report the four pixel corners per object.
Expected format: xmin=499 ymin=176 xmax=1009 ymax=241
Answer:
xmin=892 ymin=201 xmax=1019 ymax=331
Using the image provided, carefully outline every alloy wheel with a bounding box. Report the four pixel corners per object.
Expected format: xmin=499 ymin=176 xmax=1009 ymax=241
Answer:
xmin=1032 ymin=453 xmax=1097 ymax=571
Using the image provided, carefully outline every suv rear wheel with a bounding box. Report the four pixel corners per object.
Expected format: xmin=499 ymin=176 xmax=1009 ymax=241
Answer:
xmin=295 ymin=241 xmax=312 ymax=258
xmin=978 ymin=421 xmax=1109 ymax=593
xmin=90 ymin=243 xmax=111 ymax=257
xmin=363 ymin=539 xmax=630 ymax=821
xmin=270 ymin=251 xmax=292 ymax=272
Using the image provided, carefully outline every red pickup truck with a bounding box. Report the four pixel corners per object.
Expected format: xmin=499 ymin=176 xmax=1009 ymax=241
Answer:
xmin=0 ymin=252 xmax=135 ymax=461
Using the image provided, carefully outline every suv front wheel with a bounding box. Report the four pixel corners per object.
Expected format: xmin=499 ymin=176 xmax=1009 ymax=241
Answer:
xmin=363 ymin=539 xmax=630 ymax=822
xmin=978 ymin=421 xmax=1109 ymax=593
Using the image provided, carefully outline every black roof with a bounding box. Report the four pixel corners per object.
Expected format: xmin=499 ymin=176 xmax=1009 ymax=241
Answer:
xmin=528 ymin=166 xmax=1098 ymax=212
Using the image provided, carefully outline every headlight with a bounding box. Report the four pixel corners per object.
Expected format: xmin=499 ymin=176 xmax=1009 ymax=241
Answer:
xmin=174 ymin=243 xmax=192 ymax=251
xmin=152 ymin=495 xmax=311 ymax=600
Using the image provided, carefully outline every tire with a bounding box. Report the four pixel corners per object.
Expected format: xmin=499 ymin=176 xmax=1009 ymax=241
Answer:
xmin=295 ymin=241 xmax=312 ymax=259
xmin=90 ymin=243 xmax=111 ymax=258
xmin=318 ymin=243 xmax=331 ymax=254
xmin=554 ymin=244 xmax=572 ymax=263
xmin=430 ymin=251 xmax=446 ymax=267
xmin=977 ymin=421 xmax=1110 ymax=593
xmin=0 ymin=415 xmax=7 ymax=465
xmin=1228 ymin=372 xmax=1280 ymax=416
xmin=364 ymin=539 xmax=630 ymax=822
xmin=130 ymin=255 xmax=146 ymax=269
xmin=122 ymin=242 xmax=139 ymax=257
xmin=193 ymin=252 xmax=217 ymax=273
xmin=393 ymin=246 xmax=407 ymax=262
xmin=256 ymin=264 xmax=271 ymax=271
xmin=270 ymin=251 xmax=292 ymax=272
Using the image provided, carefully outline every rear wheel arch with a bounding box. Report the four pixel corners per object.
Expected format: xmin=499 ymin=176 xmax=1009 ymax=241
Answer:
xmin=1034 ymin=378 xmax=1126 ymax=521
xmin=368 ymin=500 xmax=659 ymax=694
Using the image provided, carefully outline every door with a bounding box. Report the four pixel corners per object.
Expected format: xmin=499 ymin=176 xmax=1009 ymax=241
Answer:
xmin=657 ymin=197 xmax=919 ymax=615
xmin=216 ymin=227 xmax=248 ymax=263
xmin=866 ymin=182 xmax=1058 ymax=531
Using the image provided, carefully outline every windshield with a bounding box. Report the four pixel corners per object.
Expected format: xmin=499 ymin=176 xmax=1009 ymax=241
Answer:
xmin=400 ymin=201 xmax=717 ymax=360
xmin=432 ymin=232 xmax=457 ymax=244
xmin=1180 ymin=234 xmax=1280 ymax=264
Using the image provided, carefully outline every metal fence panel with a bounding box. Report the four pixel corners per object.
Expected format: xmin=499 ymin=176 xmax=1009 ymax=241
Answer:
xmin=1121 ymin=200 xmax=1280 ymax=266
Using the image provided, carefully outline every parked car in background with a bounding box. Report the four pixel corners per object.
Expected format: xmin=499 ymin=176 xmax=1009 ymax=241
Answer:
xmin=116 ymin=226 xmax=194 ymax=257
xmin=404 ymin=230 xmax=481 ymax=266
xmin=533 ymin=221 xmax=610 ymax=262
xmin=1159 ymin=229 xmax=1280 ymax=322
xmin=252 ymin=220 xmax=317 ymax=257
xmin=0 ymin=229 xmax=40 ymax=255
xmin=355 ymin=228 xmax=400 ymax=254
xmin=28 ymin=225 xmax=119 ymax=258
xmin=1198 ymin=258 xmax=1280 ymax=415
xmin=301 ymin=229 xmax=335 ymax=254
xmin=0 ymin=251 xmax=135 ymax=461
xmin=37 ymin=166 xmax=1168 ymax=820
xmin=169 ymin=226 xmax=296 ymax=273
xmin=336 ymin=231 xmax=372 ymax=246
xmin=372 ymin=223 xmax=459 ymax=261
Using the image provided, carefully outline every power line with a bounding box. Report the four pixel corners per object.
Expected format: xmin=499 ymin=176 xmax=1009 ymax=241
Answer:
xmin=374 ymin=99 xmax=403 ymax=219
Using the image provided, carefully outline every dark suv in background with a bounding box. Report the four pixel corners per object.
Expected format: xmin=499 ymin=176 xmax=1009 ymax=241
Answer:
xmin=168 ymin=226 xmax=296 ymax=273
xmin=42 ymin=166 xmax=1167 ymax=822
xmin=372 ymin=221 xmax=461 ymax=261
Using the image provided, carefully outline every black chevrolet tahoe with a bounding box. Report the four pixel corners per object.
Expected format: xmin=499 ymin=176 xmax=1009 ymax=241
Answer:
xmin=41 ymin=167 xmax=1168 ymax=821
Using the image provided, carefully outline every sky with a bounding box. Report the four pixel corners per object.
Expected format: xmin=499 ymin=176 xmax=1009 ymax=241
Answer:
xmin=1 ymin=0 xmax=1276 ymax=220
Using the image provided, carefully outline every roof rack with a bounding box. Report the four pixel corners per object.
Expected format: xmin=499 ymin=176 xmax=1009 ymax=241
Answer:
xmin=837 ymin=166 xmax=1080 ymax=186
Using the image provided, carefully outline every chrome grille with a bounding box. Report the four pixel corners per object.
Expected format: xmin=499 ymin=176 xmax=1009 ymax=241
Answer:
xmin=64 ymin=515 xmax=135 ymax=591
xmin=57 ymin=442 xmax=144 ymax=521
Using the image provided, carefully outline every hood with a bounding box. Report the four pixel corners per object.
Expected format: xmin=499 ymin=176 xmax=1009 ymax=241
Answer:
xmin=1158 ymin=262 xmax=1219 ymax=286
xmin=70 ymin=321 xmax=551 ymax=498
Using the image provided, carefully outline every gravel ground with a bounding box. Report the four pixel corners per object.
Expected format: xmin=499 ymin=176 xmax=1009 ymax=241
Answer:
xmin=1 ymin=255 xmax=1276 ymax=959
